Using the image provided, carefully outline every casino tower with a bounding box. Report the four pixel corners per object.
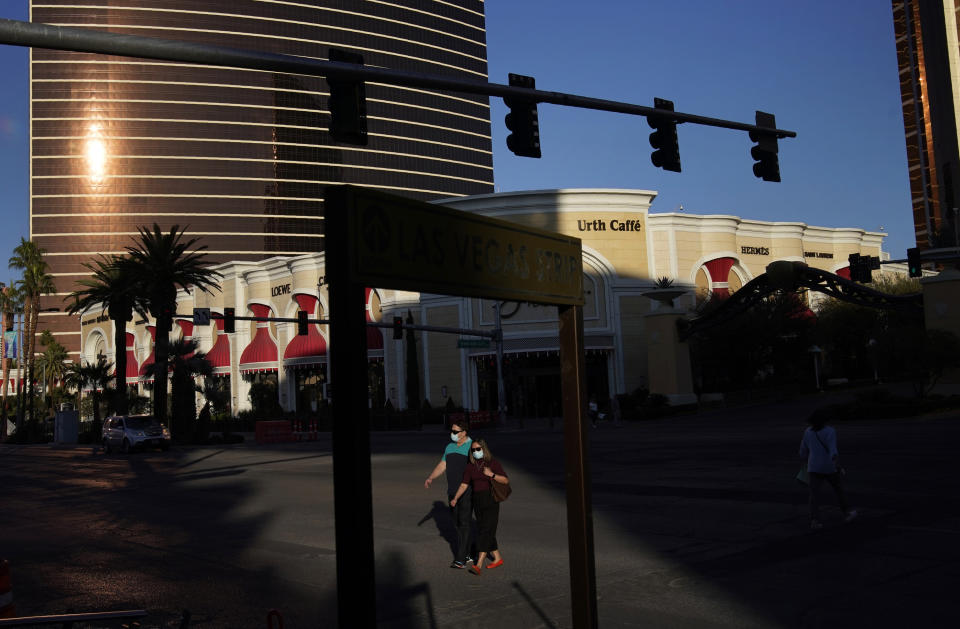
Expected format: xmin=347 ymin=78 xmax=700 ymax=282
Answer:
xmin=29 ymin=0 xmax=493 ymax=357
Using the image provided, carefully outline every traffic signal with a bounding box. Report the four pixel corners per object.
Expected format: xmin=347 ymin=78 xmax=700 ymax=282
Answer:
xmin=392 ymin=316 xmax=403 ymax=340
xmin=750 ymin=110 xmax=781 ymax=182
xmin=223 ymin=307 xmax=235 ymax=334
xmin=907 ymin=247 xmax=922 ymax=278
xmin=847 ymin=253 xmax=874 ymax=283
xmin=504 ymin=73 xmax=541 ymax=158
xmin=648 ymin=98 xmax=681 ymax=172
xmin=327 ymin=48 xmax=367 ymax=145
xmin=297 ymin=310 xmax=309 ymax=336
xmin=192 ymin=307 xmax=211 ymax=326
xmin=850 ymin=253 xmax=864 ymax=282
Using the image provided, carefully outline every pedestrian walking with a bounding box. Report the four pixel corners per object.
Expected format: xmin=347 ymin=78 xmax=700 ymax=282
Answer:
xmin=424 ymin=418 xmax=474 ymax=569
xmin=799 ymin=409 xmax=857 ymax=530
xmin=451 ymin=438 xmax=508 ymax=575
xmin=588 ymin=395 xmax=599 ymax=428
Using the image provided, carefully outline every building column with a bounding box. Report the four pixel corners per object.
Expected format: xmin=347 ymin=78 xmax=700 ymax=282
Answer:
xmin=922 ymin=266 xmax=960 ymax=387
xmin=644 ymin=310 xmax=696 ymax=405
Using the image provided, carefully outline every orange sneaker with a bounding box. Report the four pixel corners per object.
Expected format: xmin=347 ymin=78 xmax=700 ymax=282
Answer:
xmin=487 ymin=559 xmax=504 ymax=569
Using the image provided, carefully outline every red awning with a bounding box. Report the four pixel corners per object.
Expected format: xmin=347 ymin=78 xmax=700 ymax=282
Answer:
xmin=240 ymin=303 xmax=278 ymax=373
xmin=125 ymin=332 xmax=139 ymax=384
xmin=176 ymin=319 xmax=194 ymax=339
xmin=139 ymin=325 xmax=157 ymax=382
xmin=176 ymin=319 xmax=195 ymax=359
xmin=705 ymin=257 xmax=736 ymax=299
xmin=206 ymin=317 xmax=231 ymax=375
xmin=365 ymin=287 xmax=384 ymax=352
xmin=284 ymin=294 xmax=327 ymax=369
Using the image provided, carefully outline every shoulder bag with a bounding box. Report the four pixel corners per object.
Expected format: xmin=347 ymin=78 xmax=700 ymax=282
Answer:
xmin=490 ymin=467 xmax=512 ymax=502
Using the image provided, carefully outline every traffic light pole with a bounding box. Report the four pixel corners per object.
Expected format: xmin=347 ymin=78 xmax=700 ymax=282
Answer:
xmin=0 ymin=18 xmax=797 ymax=140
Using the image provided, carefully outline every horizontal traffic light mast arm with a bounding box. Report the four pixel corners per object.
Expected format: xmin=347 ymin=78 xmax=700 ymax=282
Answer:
xmin=0 ymin=18 xmax=796 ymax=140
xmin=201 ymin=312 xmax=332 ymax=325
xmin=878 ymin=251 xmax=957 ymax=265
xmin=189 ymin=312 xmax=495 ymax=337
xmin=369 ymin=320 xmax=497 ymax=339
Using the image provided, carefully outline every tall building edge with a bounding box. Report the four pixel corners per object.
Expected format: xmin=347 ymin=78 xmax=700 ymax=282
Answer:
xmin=28 ymin=0 xmax=494 ymax=359
xmin=893 ymin=0 xmax=960 ymax=251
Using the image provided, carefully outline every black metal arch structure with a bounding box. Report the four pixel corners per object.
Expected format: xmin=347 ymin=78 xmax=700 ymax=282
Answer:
xmin=678 ymin=261 xmax=924 ymax=340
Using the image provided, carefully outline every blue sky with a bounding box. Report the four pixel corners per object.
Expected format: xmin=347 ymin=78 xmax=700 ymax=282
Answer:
xmin=0 ymin=1 xmax=913 ymax=270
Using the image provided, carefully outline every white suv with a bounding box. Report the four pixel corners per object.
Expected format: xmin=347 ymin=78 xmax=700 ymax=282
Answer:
xmin=102 ymin=415 xmax=171 ymax=453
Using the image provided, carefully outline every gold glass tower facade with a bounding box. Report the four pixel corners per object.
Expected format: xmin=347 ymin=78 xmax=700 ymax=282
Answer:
xmin=893 ymin=0 xmax=960 ymax=250
xmin=30 ymin=0 xmax=493 ymax=357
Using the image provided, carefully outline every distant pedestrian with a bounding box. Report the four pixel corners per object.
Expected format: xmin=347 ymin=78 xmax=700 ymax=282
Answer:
xmin=588 ymin=395 xmax=599 ymax=428
xmin=451 ymin=438 xmax=508 ymax=575
xmin=424 ymin=419 xmax=474 ymax=569
xmin=799 ymin=409 xmax=856 ymax=530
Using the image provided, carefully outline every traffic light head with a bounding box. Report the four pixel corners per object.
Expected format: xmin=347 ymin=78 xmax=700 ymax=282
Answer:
xmin=504 ymin=73 xmax=541 ymax=158
xmin=907 ymin=247 xmax=922 ymax=278
xmin=327 ymin=48 xmax=368 ymax=145
xmin=223 ymin=307 xmax=235 ymax=334
xmin=847 ymin=253 xmax=861 ymax=282
xmin=297 ymin=310 xmax=309 ymax=336
xmin=750 ymin=111 xmax=780 ymax=182
xmin=392 ymin=316 xmax=403 ymax=340
xmin=648 ymin=98 xmax=681 ymax=173
xmin=846 ymin=253 xmax=875 ymax=283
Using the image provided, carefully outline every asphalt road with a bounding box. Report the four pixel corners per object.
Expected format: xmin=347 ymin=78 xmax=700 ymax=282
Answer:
xmin=1 ymin=393 xmax=958 ymax=628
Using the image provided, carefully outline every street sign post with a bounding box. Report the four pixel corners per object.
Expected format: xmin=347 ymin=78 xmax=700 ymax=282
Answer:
xmin=326 ymin=185 xmax=596 ymax=629
xmin=339 ymin=186 xmax=583 ymax=304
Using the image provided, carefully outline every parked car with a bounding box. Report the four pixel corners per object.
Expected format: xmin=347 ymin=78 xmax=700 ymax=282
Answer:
xmin=102 ymin=415 xmax=171 ymax=453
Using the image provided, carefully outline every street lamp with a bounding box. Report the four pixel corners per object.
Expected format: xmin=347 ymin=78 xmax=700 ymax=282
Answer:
xmin=493 ymin=301 xmax=506 ymax=426
xmin=953 ymin=207 xmax=959 ymax=251
xmin=492 ymin=301 xmax=520 ymax=427
xmin=867 ymin=338 xmax=879 ymax=383
xmin=807 ymin=345 xmax=822 ymax=391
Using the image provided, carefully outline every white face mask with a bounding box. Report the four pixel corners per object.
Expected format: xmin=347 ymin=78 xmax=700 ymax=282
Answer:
xmin=450 ymin=432 xmax=461 ymax=442
xmin=473 ymin=450 xmax=484 ymax=460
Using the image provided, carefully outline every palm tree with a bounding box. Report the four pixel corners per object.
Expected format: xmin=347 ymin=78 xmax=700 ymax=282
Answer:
xmin=0 ymin=282 xmax=21 ymax=438
xmin=145 ymin=338 xmax=213 ymax=442
xmin=10 ymin=239 xmax=56 ymax=424
xmin=125 ymin=225 xmax=221 ymax=426
xmin=67 ymin=255 xmax=142 ymax=415
xmin=37 ymin=331 xmax=68 ymax=413
xmin=64 ymin=355 xmax=113 ymax=440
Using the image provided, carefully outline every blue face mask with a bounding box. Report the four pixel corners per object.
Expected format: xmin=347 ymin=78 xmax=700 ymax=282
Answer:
xmin=450 ymin=432 xmax=461 ymax=442
xmin=473 ymin=450 xmax=484 ymax=460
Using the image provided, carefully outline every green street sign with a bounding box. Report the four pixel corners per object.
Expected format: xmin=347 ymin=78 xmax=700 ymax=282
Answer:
xmin=332 ymin=186 xmax=584 ymax=305
xmin=457 ymin=338 xmax=490 ymax=349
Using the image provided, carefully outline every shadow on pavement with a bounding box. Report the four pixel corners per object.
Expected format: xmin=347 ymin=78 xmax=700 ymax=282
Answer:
xmin=416 ymin=500 xmax=458 ymax=560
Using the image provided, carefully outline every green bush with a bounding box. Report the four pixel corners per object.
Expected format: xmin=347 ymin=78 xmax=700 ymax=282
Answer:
xmin=828 ymin=393 xmax=960 ymax=421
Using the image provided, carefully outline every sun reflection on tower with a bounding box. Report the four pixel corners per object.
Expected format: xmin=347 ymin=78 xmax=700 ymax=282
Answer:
xmin=84 ymin=122 xmax=106 ymax=184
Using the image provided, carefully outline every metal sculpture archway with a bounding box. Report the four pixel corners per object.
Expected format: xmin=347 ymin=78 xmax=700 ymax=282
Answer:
xmin=678 ymin=261 xmax=923 ymax=339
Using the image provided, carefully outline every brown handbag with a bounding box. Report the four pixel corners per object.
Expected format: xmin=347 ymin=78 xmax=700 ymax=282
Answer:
xmin=491 ymin=476 xmax=512 ymax=502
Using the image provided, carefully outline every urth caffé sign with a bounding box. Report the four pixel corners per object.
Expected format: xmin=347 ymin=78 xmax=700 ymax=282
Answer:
xmin=577 ymin=219 xmax=642 ymax=232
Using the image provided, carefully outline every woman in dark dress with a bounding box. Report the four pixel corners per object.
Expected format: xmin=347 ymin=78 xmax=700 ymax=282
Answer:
xmin=450 ymin=438 xmax=509 ymax=574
